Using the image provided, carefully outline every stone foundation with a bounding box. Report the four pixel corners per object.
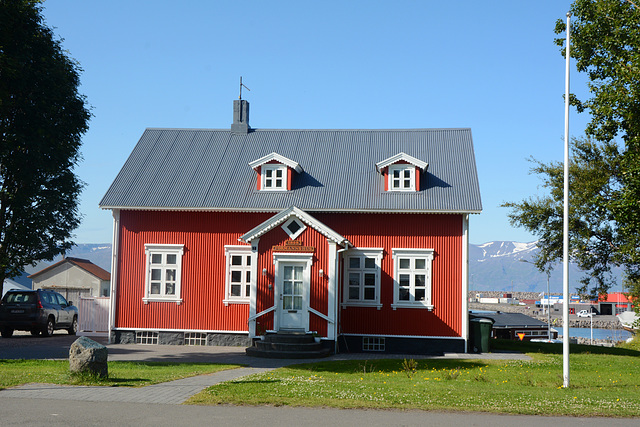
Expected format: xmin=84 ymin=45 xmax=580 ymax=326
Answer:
xmin=159 ymin=332 xmax=184 ymax=345
xmin=207 ymin=333 xmax=252 ymax=347
xmin=110 ymin=329 xmax=250 ymax=347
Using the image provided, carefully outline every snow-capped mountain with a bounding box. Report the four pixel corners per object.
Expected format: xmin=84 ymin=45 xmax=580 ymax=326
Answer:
xmin=470 ymin=241 xmax=623 ymax=293
xmin=472 ymin=241 xmax=538 ymax=262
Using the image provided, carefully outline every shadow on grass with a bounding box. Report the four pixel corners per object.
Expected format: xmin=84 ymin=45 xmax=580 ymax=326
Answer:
xmin=491 ymin=339 xmax=640 ymax=356
xmin=229 ymin=379 xmax=281 ymax=385
xmin=284 ymin=359 xmax=488 ymax=374
xmin=115 ymin=361 xmax=234 ymax=367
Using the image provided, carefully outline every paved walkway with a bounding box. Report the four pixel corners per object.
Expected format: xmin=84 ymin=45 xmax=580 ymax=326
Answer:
xmin=0 ymin=343 xmax=531 ymax=405
xmin=1 ymin=367 xmax=269 ymax=404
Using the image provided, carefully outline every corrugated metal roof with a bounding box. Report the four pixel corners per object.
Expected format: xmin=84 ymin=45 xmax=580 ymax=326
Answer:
xmin=100 ymin=128 xmax=482 ymax=213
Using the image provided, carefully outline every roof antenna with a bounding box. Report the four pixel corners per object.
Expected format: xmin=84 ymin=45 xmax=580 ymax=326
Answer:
xmin=239 ymin=76 xmax=250 ymax=100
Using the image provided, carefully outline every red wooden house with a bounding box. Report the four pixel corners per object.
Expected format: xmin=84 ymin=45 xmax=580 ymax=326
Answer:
xmin=99 ymin=100 xmax=482 ymax=354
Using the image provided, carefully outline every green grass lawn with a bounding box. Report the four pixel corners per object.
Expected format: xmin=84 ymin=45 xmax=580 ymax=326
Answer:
xmin=0 ymin=360 xmax=240 ymax=389
xmin=187 ymin=340 xmax=640 ymax=417
xmin=2 ymin=340 xmax=639 ymax=417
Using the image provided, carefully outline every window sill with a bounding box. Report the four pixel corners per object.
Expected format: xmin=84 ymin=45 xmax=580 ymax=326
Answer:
xmin=223 ymin=299 xmax=250 ymax=306
xmin=143 ymin=297 xmax=183 ymax=305
xmin=391 ymin=303 xmax=434 ymax=311
xmin=341 ymin=302 xmax=383 ymax=310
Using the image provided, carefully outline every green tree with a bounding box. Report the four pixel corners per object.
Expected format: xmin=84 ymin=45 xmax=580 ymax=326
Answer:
xmin=0 ymin=0 xmax=90 ymax=296
xmin=503 ymin=137 xmax=622 ymax=298
xmin=505 ymin=0 xmax=640 ymax=300
xmin=555 ymin=0 xmax=640 ymax=284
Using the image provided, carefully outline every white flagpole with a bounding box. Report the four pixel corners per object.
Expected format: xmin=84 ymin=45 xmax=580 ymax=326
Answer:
xmin=563 ymin=12 xmax=571 ymax=388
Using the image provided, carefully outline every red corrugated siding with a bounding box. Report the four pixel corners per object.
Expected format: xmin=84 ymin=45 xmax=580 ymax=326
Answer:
xmin=115 ymin=210 xmax=272 ymax=331
xmin=315 ymin=212 xmax=463 ymax=337
xmin=115 ymin=210 xmax=462 ymax=338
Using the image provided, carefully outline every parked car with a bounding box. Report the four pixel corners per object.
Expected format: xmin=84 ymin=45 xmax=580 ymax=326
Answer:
xmin=0 ymin=289 xmax=78 ymax=337
xmin=576 ymin=309 xmax=594 ymax=318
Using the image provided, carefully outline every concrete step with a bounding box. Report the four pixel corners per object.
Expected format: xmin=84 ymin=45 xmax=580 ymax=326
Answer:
xmin=245 ymin=332 xmax=332 ymax=359
xmin=254 ymin=340 xmax=323 ymax=352
xmin=262 ymin=333 xmax=315 ymax=344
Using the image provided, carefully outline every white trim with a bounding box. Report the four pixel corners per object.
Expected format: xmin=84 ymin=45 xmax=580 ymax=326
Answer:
xmin=308 ymin=307 xmax=333 ymax=323
xmin=143 ymin=243 xmax=185 ymax=304
xmin=223 ymin=245 xmax=254 ymax=305
xmin=112 ymin=327 xmax=250 ymax=335
xmin=376 ymin=152 xmax=428 ymax=173
xmin=461 ymin=214 xmax=469 ymax=353
xmin=249 ymin=152 xmax=303 ymax=173
xmin=239 ymin=206 xmax=349 ymax=246
xmin=248 ymin=238 xmax=260 ymax=336
xmin=388 ymin=164 xmax=417 ymax=192
xmin=248 ymin=305 xmax=276 ymax=322
xmin=327 ymin=241 xmax=337 ymax=340
xmin=341 ymin=302 xmax=384 ymax=309
xmin=391 ymin=248 xmax=434 ymax=309
xmin=260 ymin=163 xmax=288 ymax=191
xmin=341 ymin=333 xmax=462 ymax=340
xmin=99 ymin=206 xmax=482 ymax=215
xmin=108 ymin=209 xmax=120 ymax=344
xmin=281 ymin=216 xmax=307 ymax=240
xmin=222 ymin=299 xmax=250 ymax=305
xmin=343 ymin=247 xmax=383 ymax=307
xmin=273 ymin=252 xmax=313 ymax=332
xmin=390 ymin=303 xmax=435 ymax=310
xmin=334 ymin=246 xmax=349 ymax=351
xmin=142 ymin=297 xmax=184 ymax=304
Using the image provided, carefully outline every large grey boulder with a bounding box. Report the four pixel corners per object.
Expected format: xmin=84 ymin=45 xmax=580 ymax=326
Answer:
xmin=69 ymin=336 xmax=108 ymax=378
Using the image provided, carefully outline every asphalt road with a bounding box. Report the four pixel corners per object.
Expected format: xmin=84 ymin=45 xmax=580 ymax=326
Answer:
xmin=0 ymin=330 xmax=107 ymax=360
xmin=1 ymin=397 xmax=638 ymax=427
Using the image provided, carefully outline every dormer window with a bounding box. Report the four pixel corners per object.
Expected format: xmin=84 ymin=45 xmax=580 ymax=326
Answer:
xmin=376 ymin=152 xmax=428 ymax=193
xmin=389 ymin=164 xmax=415 ymax=191
xmin=262 ymin=164 xmax=287 ymax=190
xmin=249 ymin=152 xmax=303 ymax=192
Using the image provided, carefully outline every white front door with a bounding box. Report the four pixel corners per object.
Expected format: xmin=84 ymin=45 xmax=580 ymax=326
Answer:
xmin=278 ymin=263 xmax=307 ymax=330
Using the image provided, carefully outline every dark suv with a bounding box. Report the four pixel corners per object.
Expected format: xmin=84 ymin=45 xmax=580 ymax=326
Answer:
xmin=0 ymin=289 xmax=78 ymax=337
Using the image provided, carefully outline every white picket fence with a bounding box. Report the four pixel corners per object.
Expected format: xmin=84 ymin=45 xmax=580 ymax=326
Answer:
xmin=78 ymin=296 xmax=110 ymax=337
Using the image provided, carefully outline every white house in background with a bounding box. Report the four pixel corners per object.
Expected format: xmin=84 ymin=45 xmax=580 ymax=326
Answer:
xmin=2 ymin=278 xmax=30 ymax=297
xmin=29 ymin=257 xmax=111 ymax=303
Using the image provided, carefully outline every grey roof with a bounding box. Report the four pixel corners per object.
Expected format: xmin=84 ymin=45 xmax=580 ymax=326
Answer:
xmin=471 ymin=312 xmax=548 ymax=329
xmin=100 ymin=128 xmax=482 ymax=213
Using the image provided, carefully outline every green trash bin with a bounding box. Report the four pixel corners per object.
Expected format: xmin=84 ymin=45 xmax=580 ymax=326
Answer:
xmin=469 ymin=318 xmax=494 ymax=353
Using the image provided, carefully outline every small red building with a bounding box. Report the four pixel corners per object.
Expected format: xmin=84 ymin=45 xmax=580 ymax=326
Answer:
xmin=100 ymin=100 xmax=482 ymax=354
xmin=597 ymin=292 xmax=634 ymax=315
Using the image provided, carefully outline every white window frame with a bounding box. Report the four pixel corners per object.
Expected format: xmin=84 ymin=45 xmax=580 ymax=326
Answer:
xmin=281 ymin=216 xmax=307 ymax=240
xmin=261 ymin=164 xmax=288 ymax=191
xmin=388 ymin=164 xmax=416 ymax=191
xmin=362 ymin=336 xmax=386 ymax=351
xmin=342 ymin=248 xmax=383 ymax=309
xmin=143 ymin=244 xmax=184 ymax=304
xmin=224 ymin=245 xmax=255 ymax=305
xmin=136 ymin=331 xmax=158 ymax=344
xmin=391 ymin=248 xmax=434 ymax=310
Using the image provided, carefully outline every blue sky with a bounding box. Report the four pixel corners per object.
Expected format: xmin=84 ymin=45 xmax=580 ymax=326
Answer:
xmin=40 ymin=0 xmax=588 ymax=245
